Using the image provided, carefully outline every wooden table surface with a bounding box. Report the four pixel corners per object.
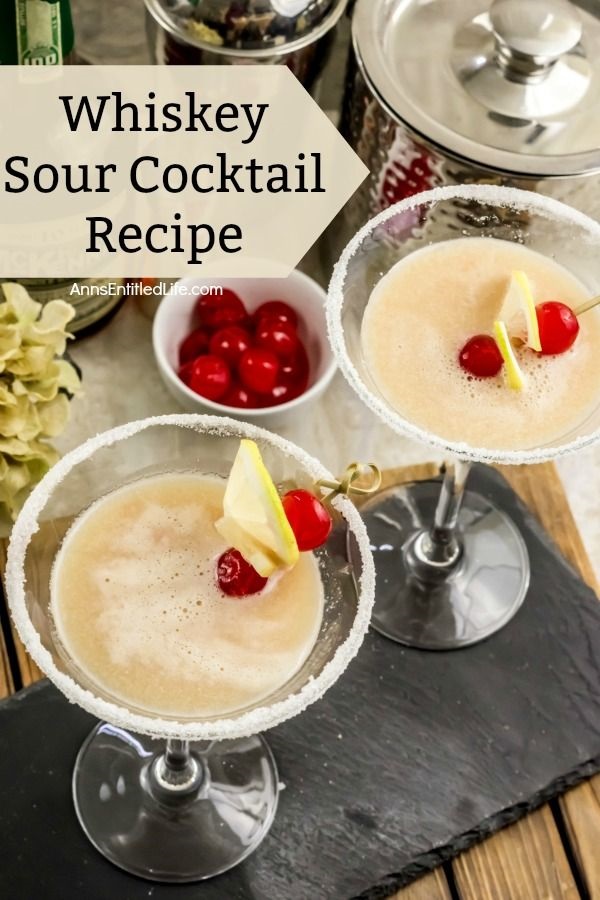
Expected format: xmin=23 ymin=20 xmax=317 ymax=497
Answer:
xmin=0 ymin=462 xmax=599 ymax=900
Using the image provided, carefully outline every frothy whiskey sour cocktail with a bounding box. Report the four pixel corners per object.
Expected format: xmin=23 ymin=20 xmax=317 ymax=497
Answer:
xmin=361 ymin=238 xmax=600 ymax=451
xmin=327 ymin=185 xmax=600 ymax=651
xmin=7 ymin=416 xmax=374 ymax=882
xmin=51 ymin=473 xmax=324 ymax=718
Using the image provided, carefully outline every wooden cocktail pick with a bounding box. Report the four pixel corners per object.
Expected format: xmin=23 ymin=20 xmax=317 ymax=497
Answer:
xmin=317 ymin=463 xmax=382 ymax=503
xmin=574 ymin=295 xmax=600 ymax=316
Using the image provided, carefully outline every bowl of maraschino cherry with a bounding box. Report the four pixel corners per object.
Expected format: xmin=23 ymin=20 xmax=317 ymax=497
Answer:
xmin=153 ymin=271 xmax=337 ymax=426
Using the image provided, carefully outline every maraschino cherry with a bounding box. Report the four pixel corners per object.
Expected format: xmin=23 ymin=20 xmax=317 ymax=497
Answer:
xmin=458 ymin=335 xmax=504 ymax=377
xmin=239 ymin=348 xmax=279 ymax=394
xmin=195 ymin=290 xmax=248 ymax=330
xmin=175 ymin=290 xmax=312 ymax=410
xmin=282 ymin=489 xmax=332 ymax=551
xmin=221 ymin=382 xmax=260 ymax=409
xmin=209 ymin=326 xmax=252 ymax=365
xmin=536 ymin=302 xmax=580 ymax=355
xmin=280 ymin=344 xmax=309 ymax=392
xmin=217 ymin=488 xmax=332 ymax=597
xmin=253 ymin=300 xmax=298 ymax=328
xmin=187 ymin=355 xmax=231 ymax=401
xmin=256 ymin=318 xmax=299 ymax=359
xmin=179 ymin=328 xmax=209 ymax=366
xmin=261 ymin=381 xmax=303 ymax=407
xmin=217 ymin=549 xmax=267 ymax=597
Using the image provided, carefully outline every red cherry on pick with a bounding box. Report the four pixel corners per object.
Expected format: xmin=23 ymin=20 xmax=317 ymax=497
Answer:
xmin=282 ymin=489 xmax=332 ymax=552
xmin=536 ymin=301 xmax=580 ymax=355
xmin=239 ymin=348 xmax=279 ymax=394
xmin=458 ymin=335 xmax=503 ymax=378
xmin=187 ymin=355 xmax=231 ymax=401
xmin=179 ymin=328 xmax=210 ymax=366
xmin=217 ymin=549 xmax=268 ymax=597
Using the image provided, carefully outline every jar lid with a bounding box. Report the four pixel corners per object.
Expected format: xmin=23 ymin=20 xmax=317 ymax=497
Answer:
xmin=353 ymin=0 xmax=600 ymax=177
xmin=146 ymin=0 xmax=346 ymax=55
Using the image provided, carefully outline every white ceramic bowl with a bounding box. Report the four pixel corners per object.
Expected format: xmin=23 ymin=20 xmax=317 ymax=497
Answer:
xmin=152 ymin=271 xmax=337 ymax=427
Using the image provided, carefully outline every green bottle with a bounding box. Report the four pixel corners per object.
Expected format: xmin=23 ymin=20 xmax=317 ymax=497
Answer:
xmin=1 ymin=0 xmax=75 ymax=65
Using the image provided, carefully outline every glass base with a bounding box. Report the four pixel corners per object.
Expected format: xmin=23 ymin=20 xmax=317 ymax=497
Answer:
xmin=72 ymin=723 xmax=279 ymax=882
xmin=360 ymin=481 xmax=530 ymax=650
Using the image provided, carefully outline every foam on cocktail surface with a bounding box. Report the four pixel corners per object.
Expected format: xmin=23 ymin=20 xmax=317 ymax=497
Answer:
xmin=51 ymin=474 xmax=324 ymax=718
xmin=361 ymin=239 xmax=599 ymax=451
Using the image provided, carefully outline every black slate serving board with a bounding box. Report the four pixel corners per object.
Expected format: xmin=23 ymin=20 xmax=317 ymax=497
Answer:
xmin=1 ymin=465 xmax=600 ymax=900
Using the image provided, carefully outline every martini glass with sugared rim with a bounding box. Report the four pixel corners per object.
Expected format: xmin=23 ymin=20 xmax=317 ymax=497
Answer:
xmin=6 ymin=414 xmax=374 ymax=882
xmin=327 ymin=184 xmax=600 ymax=650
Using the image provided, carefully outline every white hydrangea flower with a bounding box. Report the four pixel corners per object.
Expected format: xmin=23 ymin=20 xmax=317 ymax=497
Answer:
xmin=0 ymin=283 xmax=82 ymax=520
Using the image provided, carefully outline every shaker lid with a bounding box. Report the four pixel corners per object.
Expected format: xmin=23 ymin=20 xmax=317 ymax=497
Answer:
xmin=146 ymin=0 xmax=345 ymax=55
xmin=353 ymin=0 xmax=600 ymax=177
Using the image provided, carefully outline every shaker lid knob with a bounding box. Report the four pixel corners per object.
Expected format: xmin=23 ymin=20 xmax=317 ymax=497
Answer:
xmin=490 ymin=0 xmax=582 ymax=62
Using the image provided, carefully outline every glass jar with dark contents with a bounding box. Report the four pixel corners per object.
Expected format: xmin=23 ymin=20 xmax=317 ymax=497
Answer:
xmin=145 ymin=0 xmax=348 ymax=95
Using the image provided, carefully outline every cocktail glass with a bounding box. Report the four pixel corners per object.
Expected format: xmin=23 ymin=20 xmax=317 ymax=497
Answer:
xmin=6 ymin=414 xmax=374 ymax=882
xmin=327 ymin=184 xmax=600 ymax=650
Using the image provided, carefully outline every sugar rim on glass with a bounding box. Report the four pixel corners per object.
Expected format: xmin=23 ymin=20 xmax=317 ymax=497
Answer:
xmin=6 ymin=414 xmax=375 ymax=741
xmin=327 ymin=184 xmax=600 ymax=465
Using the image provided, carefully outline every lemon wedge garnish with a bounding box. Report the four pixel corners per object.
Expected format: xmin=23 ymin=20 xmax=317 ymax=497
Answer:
xmin=215 ymin=439 xmax=299 ymax=577
xmin=499 ymin=270 xmax=542 ymax=352
xmin=494 ymin=321 xmax=525 ymax=391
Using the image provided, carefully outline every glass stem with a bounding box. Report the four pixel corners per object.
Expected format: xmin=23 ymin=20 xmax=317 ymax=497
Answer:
xmin=152 ymin=739 xmax=203 ymax=795
xmin=430 ymin=459 xmax=471 ymax=560
xmin=406 ymin=460 xmax=471 ymax=580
